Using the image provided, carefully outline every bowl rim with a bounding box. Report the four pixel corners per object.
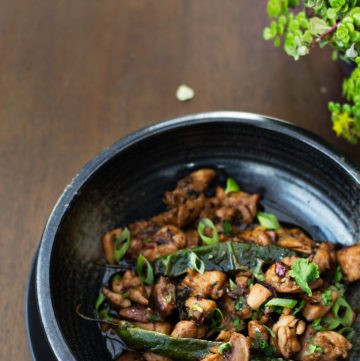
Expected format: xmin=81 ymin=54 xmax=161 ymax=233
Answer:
xmin=34 ymin=111 xmax=360 ymax=361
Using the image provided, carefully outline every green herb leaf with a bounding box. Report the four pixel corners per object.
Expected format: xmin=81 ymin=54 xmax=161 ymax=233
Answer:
xmin=114 ymin=227 xmax=131 ymax=262
xmin=265 ymin=298 xmax=297 ymax=309
xmin=256 ymin=212 xmax=280 ymax=230
xmin=197 ymin=218 xmax=219 ymax=245
xmin=211 ymin=308 xmax=225 ymax=330
xmin=222 ymin=220 xmax=233 ymax=236
xmin=234 ymin=296 xmax=245 ymax=312
xmin=307 ymin=343 xmax=324 ymax=355
xmin=263 ymin=324 xmax=276 ymax=338
xmin=233 ymin=316 xmax=244 ymax=332
xmin=321 ymin=289 xmax=333 ymax=306
xmin=219 ymin=341 xmax=232 ymax=355
xmin=309 ymin=17 xmax=331 ymax=36
xmin=225 ymin=178 xmax=240 ymax=194
xmin=136 ymin=254 xmax=154 ymax=285
xmin=189 ymin=251 xmax=205 ymax=274
xmin=288 ymin=259 xmax=320 ymax=296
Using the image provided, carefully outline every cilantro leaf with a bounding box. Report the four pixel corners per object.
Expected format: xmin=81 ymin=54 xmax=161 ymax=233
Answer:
xmin=288 ymin=259 xmax=320 ymax=296
xmin=321 ymin=289 xmax=333 ymax=306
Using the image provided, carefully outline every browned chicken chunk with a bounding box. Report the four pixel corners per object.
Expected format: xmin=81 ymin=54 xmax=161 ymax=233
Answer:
xmin=240 ymin=226 xmax=276 ymax=246
xmin=246 ymin=283 xmax=272 ymax=310
xmin=311 ymin=242 xmax=335 ymax=272
xmin=119 ymin=305 xmax=155 ymax=323
xmin=276 ymin=228 xmax=315 ymax=254
xmin=181 ymin=270 xmax=227 ymax=299
xmin=185 ymin=296 xmax=217 ymax=322
xmin=102 ymin=228 xmax=122 ymax=264
xmin=302 ymin=331 xmax=352 ymax=361
xmin=302 ymin=289 xmax=338 ymax=321
xmin=143 ymin=353 xmax=172 ymax=361
xmin=152 ymin=276 xmax=176 ymax=317
xmin=171 ymin=320 xmax=206 ymax=339
xmin=336 ymin=243 xmax=360 ymax=282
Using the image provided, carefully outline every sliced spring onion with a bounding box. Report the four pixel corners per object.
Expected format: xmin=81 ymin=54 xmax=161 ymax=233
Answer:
xmin=114 ymin=227 xmax=131 ymax=261
xmin=265 ymin=298 xmax=298 ymax=309
xmin=338 ymin=327 xmax=355 ymax=340
xmin=229 ymin=278 xmax=237 ymax=291
xmin=225 ymin=178 xmax=240 ymax=194
xmin=222 ymin=220 xmax=233 ymax=236
xmin=263 ymin=324 xmax=276 ymax=338
xmin=293 ymin=299 xmax=306 ymax=315
xmin=311 ymin=319 xmax=325 ymax=331
xmin=136 ymin=254 xmax=154 ymax=285
xmin=197 ymin=218 xmax=219 ymax=245
xmin=211 ymin=308 xmax=225 ymax=330
xmin=192 ymin=304 xmax=204 ymax=313
xmin=331 ymin=296 xmax=353 ymax=327
xmin=189 ymin=251 xmax=205 ymax=274
xmin=95 ymin=292 xmax=106 ymax=312
xmin=335 ymin=265 xmax=343 ymax=282
xmin=256 ymin=212 xmax=280 ymax=230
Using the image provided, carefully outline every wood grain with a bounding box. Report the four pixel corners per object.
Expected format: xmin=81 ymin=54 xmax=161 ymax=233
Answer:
xmin=0 ymin=1 xmax=359 ymax=359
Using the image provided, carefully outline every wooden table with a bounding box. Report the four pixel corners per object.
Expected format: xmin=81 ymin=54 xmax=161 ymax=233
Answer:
xmin=1 ymin=1 xmax=359 ymax=359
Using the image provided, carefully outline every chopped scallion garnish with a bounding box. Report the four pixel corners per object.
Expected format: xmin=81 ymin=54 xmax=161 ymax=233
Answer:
xmin=197 ymin=218 xmax=219 ymax=245
xmin=114 ymin=227 xmax=131 ymax=261
xmin=256 ymin=212 xmax=280 ymax=230
xmin=211 ymin=308 xmax=225 ymax=330
xmin=265 ymin=298 xmax=297 ymax=309
xmin=225 ymin=178 xmax=240 ymax=194
xmin=189 ymin=251 xmax=205 ymax=274
xmin=136 ymin=254 xmax=154 ymax=285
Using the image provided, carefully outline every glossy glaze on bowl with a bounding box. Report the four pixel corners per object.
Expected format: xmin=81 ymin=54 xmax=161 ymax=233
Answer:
xmin=34 ymin=112 xmax=360 ymax=361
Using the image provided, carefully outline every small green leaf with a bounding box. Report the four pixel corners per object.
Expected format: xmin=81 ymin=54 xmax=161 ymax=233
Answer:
xmin=219 ymin=341 xmax=232 ymax=355
xmin=321 ymin=289 xmax=333 ymax=306
xmin=293 ymin=299 xmax=306 ymax=315
xmin=335 ymin=265 xmax=343 ymax=282
xmin=222 ymin=220 xmax=233 ymax=236
xmin=256 ymin=212 xmax=280 ymax=230
xmin=189 ymin=251 xmax=205 ymax=274
xmin=95 ymin=292 xmax=106 ymax=312
xmin=114 ymin=227 xmax=131 ymax=262
xmin=225 ymin=178 xmax=240 ymax=193
xmin=309 ymin=17 xmax=331 ymax=36
xmin=229 ymin=278 xmax=237 ymax=291
xmin=307 ymin=343 xmax=324 ymax=355
xmin=288 ymin=259 xmax=320 ymax=296
xmin=311 ymin=319 xmax=325 ymax=331
xmin=136 ymin=254 xmax=154 ymax=285
xmin=197 ymin=218 xmax=219 ymax=245
xmin=265 ymin=298 xmax=298 ymax=309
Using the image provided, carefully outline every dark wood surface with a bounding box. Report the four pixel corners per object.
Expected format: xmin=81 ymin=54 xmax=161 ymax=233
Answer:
xmin=1 ymin=1 xmax=359 ymax=359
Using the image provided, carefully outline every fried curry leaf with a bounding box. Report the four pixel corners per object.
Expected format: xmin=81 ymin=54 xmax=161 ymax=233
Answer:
xmin=153 ymin=242 xmax=300 ymax=277
xmin=288 ymin=258 xmax=320 ymax=296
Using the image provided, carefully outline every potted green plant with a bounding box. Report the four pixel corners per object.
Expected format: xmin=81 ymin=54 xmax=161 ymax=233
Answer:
xmin=263 ymin=0 xmax=360 ymax=143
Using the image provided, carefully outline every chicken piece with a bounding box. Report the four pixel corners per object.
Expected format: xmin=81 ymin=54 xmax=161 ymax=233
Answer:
xmin=152 ymin=277 xmax=176 ymax=317
xmin=265 ymin=263 xmax=323 ymax=293
xmin=215 ymin=330 xmax=232 ymax=342
xmin=276 ymin=228 xmax=315 ymax=254
xmin=164 ymin=169 xmax=217 ymax=207
xmin=133 ymin=322 xmax=172 ymax=335
xmin=272 ymin=314 xmax=306 ymax=359
xmin=150 ymin=209 xmax=178 ymax=227
xmin=102 ymin=228 xmax=122 ymax=264
xmin=177 ymin=195 xmax=206 ymax=227
xmin=143 ymin=225 xmax=186 ymax=261
xmin=128 ymin=220 xmax=159 ymax=240
xmin=311 ymin=242 xmax=335 ymax=272
xmin=119 ymin=305 xmax=154 ymax=322
xmin=185 ymin=229 xmax=200 ymax=248
xmin=185 ymin=296 xmax=217 ymax=322
xmin=171 ymin=320 xmax=206 ymax=339
xmin=120 ymin=270 xmax=149 ymax=305
xmin=219 ymin=191 xmax=260 ymax=224
xmin=240 ymin=226 xmax=276 ymax=246
xmin=143 ymin=353 xmax=172 ymax=361
xmin=248 ymin=320 xmax=269 ymax=343
xmin=302 ymin=331 xmax=352 ymax=361
xmin=103 ymin=287 xmax=131 ymax=308
xmin=229 ymin=333 xmax=251 ymax=361
xmin=215 ymin=206 xmax=237 ymax=221
xmin=200 ymin=354 xmax=225 ymax=361
xmin=336 ymin=243 xmax=360 ymax=282
xmin=181 ymin=270 xmax=227 ymax=299
xmin=302 ymin=289 xmax=338 ymax=321
xmin=235 ymin=271 xmax=252 ymax=290
xmin=116 ymin=351 xmax=144 ymax=361
xmin=246 ymin=283 xmax=272 ymax=310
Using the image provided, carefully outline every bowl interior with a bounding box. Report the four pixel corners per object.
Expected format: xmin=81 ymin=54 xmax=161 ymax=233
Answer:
xmin=46 ymin=117 xmax=360 ymax=360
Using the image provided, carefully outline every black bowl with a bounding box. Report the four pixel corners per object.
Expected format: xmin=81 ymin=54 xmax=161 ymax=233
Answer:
xmin=29 ymin=112 xmax=360 ymax=361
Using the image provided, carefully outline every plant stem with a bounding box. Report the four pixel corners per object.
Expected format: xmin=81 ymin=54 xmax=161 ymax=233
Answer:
xmin=312 ymin=21 xmax=342 ymax=46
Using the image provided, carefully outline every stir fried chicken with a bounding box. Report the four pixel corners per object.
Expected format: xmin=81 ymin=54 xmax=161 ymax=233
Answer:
xmin=97 ymin=169 xmax=356 ymax=361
